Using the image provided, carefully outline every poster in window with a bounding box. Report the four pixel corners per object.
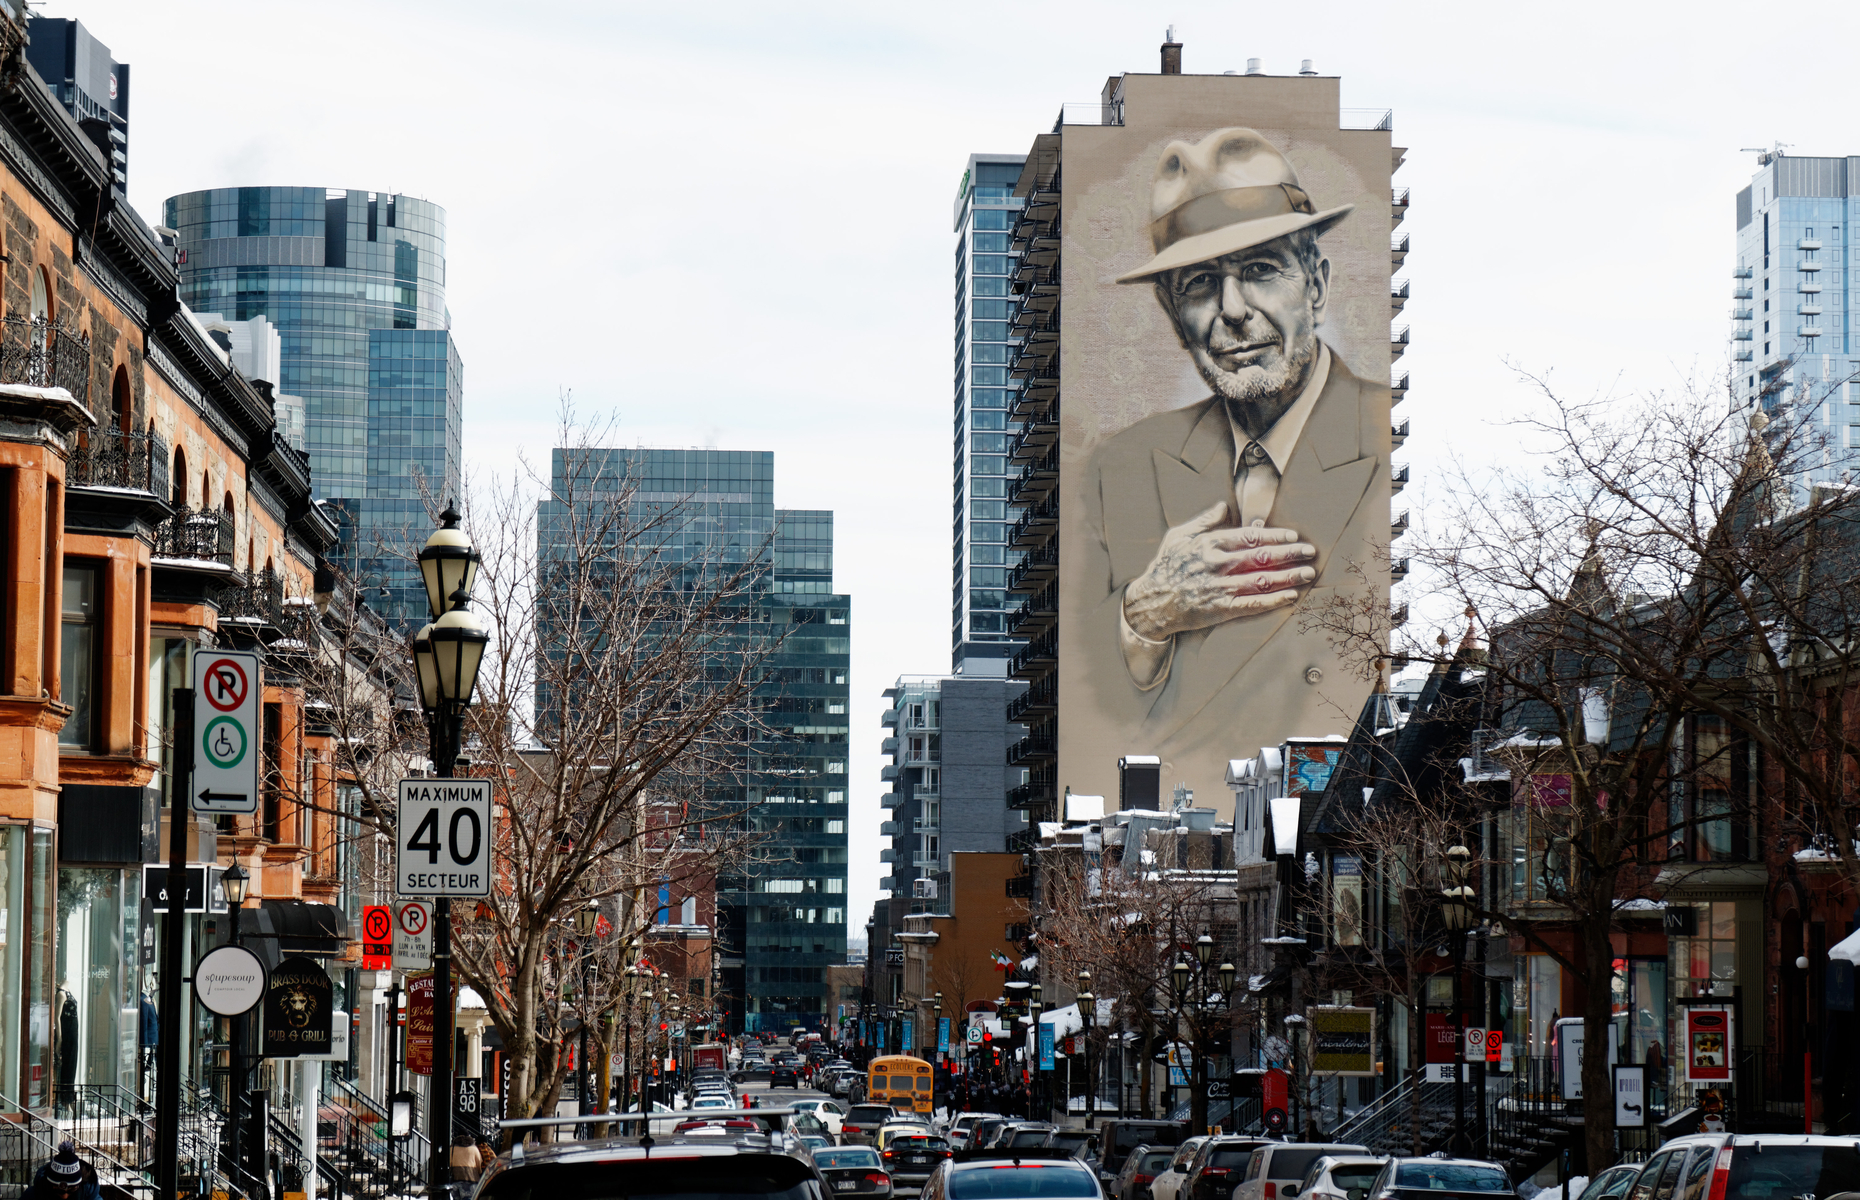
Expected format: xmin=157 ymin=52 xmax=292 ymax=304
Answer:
xmin=1331 ymin=855 xmax=1363 ymax=946
xmin=1684 ymin=1006 xmax=1733 ymax=1083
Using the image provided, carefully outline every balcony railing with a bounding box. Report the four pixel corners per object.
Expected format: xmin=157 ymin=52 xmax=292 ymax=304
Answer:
xmin=0 ymin=315 xmax=91 ymax=402
xmin=219 ymin=568 xmax=286 ymax=627
xmin=69 ymin=425 xmax=168 ymax=494
xmin=153 ymin=507 xmax=235 ymax=567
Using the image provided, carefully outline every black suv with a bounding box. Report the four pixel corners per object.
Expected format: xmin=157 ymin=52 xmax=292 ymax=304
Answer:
xmin=770 ymin=1065 xmax=801 ymax=1089
xmin=478 ymin=1130 xmax=829 ymax=1200
xmin=1183 ymin=1137 xmax=1272 ymax=1200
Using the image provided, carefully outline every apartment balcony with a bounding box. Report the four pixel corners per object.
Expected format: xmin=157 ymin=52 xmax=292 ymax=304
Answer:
xmin=1391 ymin=188 xmax=1410 ymax=224
xmin=1731 ymin=329 xmax=1753 ymax=341
xmin=1390 ymin=279 xmax=1410 ymax=316
xmin=1007 ymin=731 xmax=1055 ymax=766
xmin=881 ymin=764 xmax=901 ymax=782
xmin=1799 ymin=239 xmax=1823 ymax=251
xmin=881 ymin=707 xmax=900 ymax=728
xmin=1734 ymin=350 xmax=1754 ymax=362
xmin=881 ymin=792 xmax=906 ymax=811
xmin=1011 ymin=627 xmax=1057 ymax=676
xmin=1390 ymin=326 xmax=1409 ymax=360
xmin=0 ymin=315 xmax=91 ymax=402
xmin=880 ymin=820 xmax=899 ymax=837
xmin=1008 ymin=413 xmax=1059 ymax=465
xmin=1007 ymin=582 xmax=1057 ymax=637
xmin=1006 ymin=674 xmax=1057 ymax=722
xmin=879 ymin=848 xmax=896 ymax=864
xmin=1010 ymin=446 xmax=1059 ymax=508
xmin=70 ymin=425 xmax=169 ymax=497
xmin=881 ymin=736 xmax=899 ymax=754
xmin=1005 ymin=875 xmax=1035 ymax=899
xmin=1008 ymin=497 xmax=1059 ymax=548
xmin=1391 ymin=510 xmax=1409 ymax=538
xmin=1392 ymin=463 xmax=1410 ymax=494
xmin=1730 ymin=309 xmax=1753 ymax=322
xmin=219 ymin=567 xmax=288 ymax=630
xmin=1390 ymin=558 xmax=1410 ymax=583
xmin=1391 ymin=602 xmax=1410 ymax=627
xmin=911 ymin=853 xmax=942 ymax=870
xmin=1798 ymin=306 xmax=1823 ymax=317
xmin=1798 ymin=260 xmax=1821 ymax=272
xmin=1800 ymin=326 xmax=1823 ymax=339
xmin=1007 ymin=542 xmax=1058 ymax=594
xmin=1391 ymin=373 xmax=1409 ymax=402
xmin=1392 ymin=419 xmax=1409 ymax=449
xmin=1391 ymin=234 xmax=1410 ymax=271
xmin=153 ymin=507 xmax=235 ymax=568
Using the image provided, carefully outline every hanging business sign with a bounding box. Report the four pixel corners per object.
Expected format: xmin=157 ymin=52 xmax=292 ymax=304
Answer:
xmin=1309 ymin=1006 xmax=1376 ymax=1076
xmin=193 ymin=651 xmax=261 ymax=814
xmin=902 ymin=1017 xmax=914 ymax=1053
xmin=1557 ymin=1016 xmax=1619 ymax=1099
xmin=1684 ymin=1006 xmax=1733 ymax=1083
xmin=262 ymin=956 xmax=333 ymax=1059
xmin=298 ymin=1010 xmax=352 ymax=1063
xmin=193 ymin=944 xmax=266 ymax=1017
xmin=396 ymin=778 xmax=494 ymax=897
xmin=1614 ymin=1065 xmax=1647 ymax=1128
xmin=938 ymin=1017 xmax=951 ymax=1054
xmin=1038 ymin=1022 xmax=1055 ymax=1071
xmin=407 ymin=972 xmax=436 ymax=1075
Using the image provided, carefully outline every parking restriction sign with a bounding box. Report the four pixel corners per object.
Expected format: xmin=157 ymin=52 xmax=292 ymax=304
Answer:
xmin=193 ymin=651 xmax=261 ymax=814
xmin=395 ymin=900 xmax=433 ymax=970
xmin=361 ymin=905 xmax=393 ymax=970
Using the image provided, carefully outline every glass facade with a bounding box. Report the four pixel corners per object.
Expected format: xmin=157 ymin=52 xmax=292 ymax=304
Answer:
xmin=163 ymin=186 xmax=462 ymax=625
xmin=952 ymin=158 xmax=1025 ymax=674
xmin=537 ymin=450 xmax=850 ymax=1035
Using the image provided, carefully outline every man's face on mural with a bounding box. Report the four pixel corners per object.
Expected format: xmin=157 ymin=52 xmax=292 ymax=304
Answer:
xmin=1159 ymin=235 xmax=1330 ymax=424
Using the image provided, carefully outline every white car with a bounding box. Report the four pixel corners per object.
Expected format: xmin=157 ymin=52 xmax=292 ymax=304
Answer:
xmin=943 ymin=1112 xmax=1001 ymax=1148
xmin=789 ymin=1097 xmax=848 ymax=1136
xmin=1150 ymin=1138 xmax=1212 ymax=1200
xmin=689 ymin=1094 xmax=732 ymax=1110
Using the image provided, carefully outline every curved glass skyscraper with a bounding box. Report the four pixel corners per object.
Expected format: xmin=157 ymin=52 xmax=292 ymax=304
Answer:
xmin=162 ymin=186 xmax=463 ymax=623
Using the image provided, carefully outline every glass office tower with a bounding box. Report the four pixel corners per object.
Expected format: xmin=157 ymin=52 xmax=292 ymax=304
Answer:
xmin=162 ymin=186 xmax=461 ymax=624
xmin=952 ymin=155 xmax=1026 ymax=675
xmin=536 ymin=448 xmax=851 ymax=1035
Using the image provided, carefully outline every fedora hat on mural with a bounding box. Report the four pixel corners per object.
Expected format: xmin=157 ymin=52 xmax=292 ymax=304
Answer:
xmin=1116 ymin=127 xmax=1354 ymax=283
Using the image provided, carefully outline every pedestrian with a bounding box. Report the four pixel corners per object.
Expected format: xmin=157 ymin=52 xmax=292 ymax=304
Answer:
xmin=449 ymin=1133 xmax=482 ymax=1185
xmin=476 ymin=1139 xmax=497 ymax=1168
xmin=26 ymin=1143 xmax=99 ymax=1200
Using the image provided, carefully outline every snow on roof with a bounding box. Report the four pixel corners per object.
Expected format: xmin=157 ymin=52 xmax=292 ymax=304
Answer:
xmin=1833 ymin=926 xmax=1860 ymax=966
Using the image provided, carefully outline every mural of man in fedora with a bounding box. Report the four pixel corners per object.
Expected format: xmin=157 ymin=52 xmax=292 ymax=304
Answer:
xmin=1078 ymin=127 xmax=1387 ymax=757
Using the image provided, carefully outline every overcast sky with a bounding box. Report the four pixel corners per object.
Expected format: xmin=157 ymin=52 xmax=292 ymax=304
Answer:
xmin=62 ymin=0 xmax=1860 ymax=932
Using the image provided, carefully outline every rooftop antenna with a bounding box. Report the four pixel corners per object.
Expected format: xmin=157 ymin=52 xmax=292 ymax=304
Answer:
xmin=1739 ymin=141 xmax=1793 ymax=166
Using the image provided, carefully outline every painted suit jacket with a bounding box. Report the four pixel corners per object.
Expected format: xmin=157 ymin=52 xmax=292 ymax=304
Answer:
xmin=1074 ymin=352 xmax=1388 ymax=764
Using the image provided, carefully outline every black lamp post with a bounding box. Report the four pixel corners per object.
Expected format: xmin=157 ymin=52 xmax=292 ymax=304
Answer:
xmin=220 ymin=863 xmax=251 ymax=1191
xmin=574 ymin=902 xmax=599 ymax=1127
xmin=1028 ymin=985 xmax=1044 ymax=1120
xmin=1218 ymin=959 xmax=1236 ymax=1130
xmin=1077 ymin=970 xmax=1095 ymax=1130
xmin=1442 ymin=845 xmax=1475 ymax=1157
xmin=413 ymin=502 xmax=486 ymax=1190
xmin=624 ymin=964 xmax=640 ymax=1114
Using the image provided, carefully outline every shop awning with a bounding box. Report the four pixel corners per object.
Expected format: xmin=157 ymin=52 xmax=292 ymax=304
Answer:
xmin=255 ymin=899 xmax=350 ymax=957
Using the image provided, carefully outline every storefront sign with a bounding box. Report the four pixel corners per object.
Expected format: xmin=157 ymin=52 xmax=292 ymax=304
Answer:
xmin=902 ymin=1017 xmax=914 ymax=1053
xmin=1037 ymin=1023 xmax=1054 ymax=1071
xmin=298 ymin=1010 xmax=351 ymax=1062
xmin=938 ymin=1017 xmax=951 ymax=1054
xmin=407 ymin=972 xmax=436 ymax=1074
xmin=1685 ymin=1007 xmax=1733 ymax=1083
xmin=193 ymin=944 xmax=266 ymax=1016
xmin=1309 ymin=1006 xmax=1376 ymax=1076
xmin=262 ymin=956 xmax=333 ymax=1059
xmin=1556 ymin=1016 xmax=1618 ymax=1099
xmin=1614 ymin=1065 xmax=1647 ymax=1128
xmin=1531 ymin=774 xmax=1573 ymax=807
xmin=1424 ymin=1013 xmax=1458 ymax=1063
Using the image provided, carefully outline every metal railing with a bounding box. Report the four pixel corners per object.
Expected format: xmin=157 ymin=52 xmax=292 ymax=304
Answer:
xmin=0 ymin=314 xmax=91 ymax=401
xmin=153 ymin=506 xmax=235 ymax=566
xmin=220 ymin=567 xmax=287 ymax=627
xmin=1342 ymin=109 xmax=1394 ymax=131
xmin=69 ymin=425 xmax=168 ymax=494
xmin=0 ymin=1085 xmax=155 ymax=1197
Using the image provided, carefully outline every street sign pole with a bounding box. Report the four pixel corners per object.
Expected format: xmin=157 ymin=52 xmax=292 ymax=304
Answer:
xmin=154 ymin=688 xmax=194 ymax=1200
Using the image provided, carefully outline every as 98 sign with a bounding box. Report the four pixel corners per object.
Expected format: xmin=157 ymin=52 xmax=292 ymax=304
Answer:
xmin=396 ymin=779 xmax=492 ymax=897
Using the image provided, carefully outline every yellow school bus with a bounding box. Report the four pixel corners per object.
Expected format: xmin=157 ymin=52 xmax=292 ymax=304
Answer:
xmin=867 ymin=1054 xmax=933 ymax=1116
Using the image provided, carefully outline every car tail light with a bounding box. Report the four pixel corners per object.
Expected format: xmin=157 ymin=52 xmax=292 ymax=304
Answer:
xmin=865 ymin=1175 xmax=890 ymax=1186
xmin=1135 ymin=1176 xmax=1155 ymax=1186
xmin=1205 ymin=1169 xmax=1230 ymax=1178
xmin=1706 ymin=1146 xmax=1734 ymax=1200
xmin=1264 ymin=1184 xmax=1276 ymax=1200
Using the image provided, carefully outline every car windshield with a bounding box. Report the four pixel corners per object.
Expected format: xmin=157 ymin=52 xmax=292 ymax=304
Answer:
xmin=482 ymin=1159 xmax=817 ymax=1200
xmin=1010 ymin=1130 xmax=1052 ymax=1147
xmin=1726 ymin=1145 xmax=1860 ymax=1199
xmin=1266 ymin=1152 xmax=1342 ymax=1183
xmin=949 ymin=1165 xmax=1103 ymax=1200
xmin=817 ymin=1149 xmax=882 ymax=1169
xmin=1210 ymin=1150 xmax=1257 ymax=1170
xmin=1117 ymin=1129 xmax=1180 ymax=1155
xmin=892 ymin=1137 xmax=948 ymax=1151
xmin=849 ymin=1107 xmax=894 ymax=1124
xmin=1325 ymin=1167 xmax=1381 ymax=1192
xmin=1141 ymin=1154 xmax=1176 ymax=1174
xmin=1394 ymin=1165 xmax=1511 ymax=1192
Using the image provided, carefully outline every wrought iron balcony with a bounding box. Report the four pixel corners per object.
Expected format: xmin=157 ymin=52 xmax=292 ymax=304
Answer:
xmin=0 ymin=315 xmax=91 ymax=401
xmin=153 ymin=507 xmax=234 ymax=567
xmin=219 ymin=567 xmax=286 ymax=627
xmin=69 ymin=426 xmax=167 ymax=494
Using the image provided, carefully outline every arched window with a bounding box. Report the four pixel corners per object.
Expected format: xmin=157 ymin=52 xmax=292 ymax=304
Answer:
xmin=29 ymin=267 xmax=48 ymax=321
xmin=111 ymin=366 xmax=131 ymax=434
xmin=171 ymin=447 xmax=187 ymax=508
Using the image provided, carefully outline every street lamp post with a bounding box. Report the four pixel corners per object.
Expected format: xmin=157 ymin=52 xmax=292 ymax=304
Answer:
xmin=1218 ymin=960 xmax=1236 ymax=1131
xmin=413 ymin=503 xmax=487 ymax=1190
xmin=624 ymin=964 xmax=640 ymax=1114
xmin=220 ymin=864 xmax=250 ymax=1191
xmin=1441 ymin=845 xmax=1475 ymax=1157
xmin=1077 ymin=970 xmax=1095 ymax=1130
xmin=1029 ymin=984 xmax=1044 ymax=1121
xmin=573 ymin=902 xmax=599 ymax=1130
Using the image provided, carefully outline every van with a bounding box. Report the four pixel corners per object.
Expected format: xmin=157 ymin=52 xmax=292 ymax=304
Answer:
xmin=1231 ymin=1143 xmax=1370 ymax=1200
xmin=1622 ymin=1134 xmax=1860 ymax=1200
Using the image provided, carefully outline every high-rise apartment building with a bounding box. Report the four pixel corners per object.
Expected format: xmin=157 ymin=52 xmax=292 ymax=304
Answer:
xmin=1731 ymin=152 xmax=1860 ymax=498
xmin=537 ymin=448 xmax=851 ymax=1035
xmin=877 ymin=676 xmax=1026 ymax=900
xmin=953 ymin=155 xmax=1028 ymax=676
xmin=163 ymin=187 xmax=462 ymax=624
xmin=26 ymin=17 xmax=128 ymax=189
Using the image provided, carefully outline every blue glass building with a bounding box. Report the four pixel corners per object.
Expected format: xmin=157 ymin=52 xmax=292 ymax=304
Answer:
xmin=162 ymin=186 xmax=461 ymax=623
xmin=537 ymin=448 xmax=851 ymax=1034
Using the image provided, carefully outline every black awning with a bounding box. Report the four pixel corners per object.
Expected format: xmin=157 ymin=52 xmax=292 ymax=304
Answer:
xmin=256 ymin=899 xmax=350 ymax=957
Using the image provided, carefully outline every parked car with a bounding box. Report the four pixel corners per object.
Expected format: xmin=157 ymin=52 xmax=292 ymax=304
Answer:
xmin=475 ymin=1126 xmax=826 ymax=1200
xmin=882 ymin=1132 xmax=953 ymax=1192
xmin=1292 ymin=1155 xmax=1387 ymax=1200
xmin=845 ymin=1104 xmax=907 ymax=1146
xmin=919 ymin=1155 xmax=1103 ymax=1200
xmin=1096 ymin=1121 xmax=1189 ymax=1179
xmin=815 ymin=1145 xmax=895 ymax=1199
xmin=1113 ymin=1146 xmax=1180 ymax=1200
xmin=1182 ymin=1137 xmax=1274 ymax=1200
xmin=965 ymin=1118 xmax=1014 ymax=1153
xmin=1232 ymin=1144 xmax=1370 ymax=1200
xmin=1574 ymin=1165 xmax=1643 ymax=1200
xmin=770 ymin=1065 xmax=801 ymax=1089
xmin=876 ymin=1120 xmax=936 ymax=1152
xmin=944 ymin=1113 xmax=1002 ymax=1150
xmin=1365 ymin=1156 xmax=1516 ymax=1200
xmin=790 ymin=1098 xmax=848 ymax=1137
xmin=1148 ymin=1137 xmax=1212 ymax=1200
xmin=998 ymin=1122 xmax=1059 ymax=1150
xmin=1622 ymin=1134 xmax=1860 ymax=1200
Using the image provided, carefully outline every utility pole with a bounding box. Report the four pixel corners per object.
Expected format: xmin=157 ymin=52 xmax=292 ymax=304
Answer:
xmin=154 ymin=690 xmax=195 ymax=1200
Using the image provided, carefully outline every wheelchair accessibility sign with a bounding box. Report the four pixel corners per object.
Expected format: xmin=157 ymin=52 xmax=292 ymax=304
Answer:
xmin=193 ymin=651 xmax=261 ymax=814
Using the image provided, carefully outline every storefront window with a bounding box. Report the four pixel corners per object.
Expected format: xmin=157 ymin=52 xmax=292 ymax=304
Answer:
xmin=2 ymin=826 xmax=57 ymax=1107
xmin=1671 ymin=902 xmax=1737 ymax=998
xmin=1512 ymin=954 xmax=1562 ymax=1059
xmin=55 ymin=868 xmax=135 ymax=1097
xmin=59 ymin=565 xmax=99 ymax=749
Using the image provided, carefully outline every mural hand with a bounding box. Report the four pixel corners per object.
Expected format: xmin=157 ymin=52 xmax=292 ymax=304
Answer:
xmin=1124 ymin=508 xmax=1315 ymax=640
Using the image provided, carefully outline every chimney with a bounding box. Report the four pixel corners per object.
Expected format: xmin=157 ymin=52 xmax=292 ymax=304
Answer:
xmin=1161 ymin=26 xmax=1182 ymax=74
xmin=1299 ymin=59 xmax=1317 ymax=75
xmin=1118 ymin=755 xmax=1162 ymax=810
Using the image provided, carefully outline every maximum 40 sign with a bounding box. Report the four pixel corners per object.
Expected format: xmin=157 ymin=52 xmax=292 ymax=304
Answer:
xmin=396 ymin=779 xmax=493 ymax=897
